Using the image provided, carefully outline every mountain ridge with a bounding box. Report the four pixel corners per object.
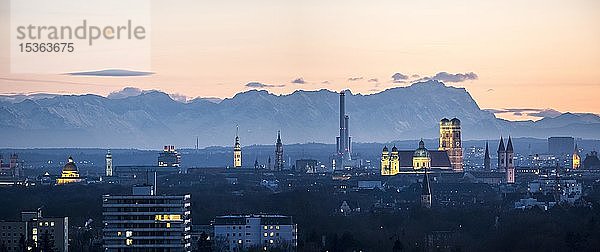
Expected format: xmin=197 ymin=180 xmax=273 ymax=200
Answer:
xmin=0 ymin=80 xmax=598 ymax=148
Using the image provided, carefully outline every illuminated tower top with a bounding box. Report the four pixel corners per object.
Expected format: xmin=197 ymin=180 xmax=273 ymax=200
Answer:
xmin=573 ymin=143 xmax=581 ymax=169
xmin=233 ymin=126 xmax=242 ymax=168
xmin=234 ymin=126 xmax=241 ymax=150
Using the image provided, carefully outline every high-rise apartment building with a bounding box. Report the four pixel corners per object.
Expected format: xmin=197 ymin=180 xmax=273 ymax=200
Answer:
xmin=102 ymin=185 xmax=192 ymax=251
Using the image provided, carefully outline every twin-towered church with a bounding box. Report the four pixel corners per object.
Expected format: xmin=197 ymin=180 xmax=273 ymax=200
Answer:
xmin=381 ymin=117 xmax=516 ymax=184
xmin=381 ymin=118 xmax=463 ymax=175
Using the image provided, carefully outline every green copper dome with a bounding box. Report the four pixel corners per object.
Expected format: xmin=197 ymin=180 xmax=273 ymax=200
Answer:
xmin=413 ymin=140 xmax=430 ymax=158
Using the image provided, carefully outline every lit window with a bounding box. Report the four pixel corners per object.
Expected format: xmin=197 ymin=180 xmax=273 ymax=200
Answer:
xmin=263 ymin=233 xmax=267 ymax=237
xmin=263 ymin=226 xmax=267 ymax=230
xmin=238 ymin=240 xmax=242 ymax=244
xmin=126 ymin=238 xmax=133 ymax=246
xmin=45 ymin=222 xmax=49 ymax=226
xmin=276 ymin=226 xmax=280 ymax=230
xmin=32 ymin=228 xmax=37 ymax=235
xmin=39 ymin=223 xmax=42 ymax=227
xmin=269 ymin=240 xmax=274 ymax=244
xmin=166 ymin=223 xmax=171 ymax=228
xmin=117 ymin=231 xmax=122 ymax=236
xmin=270 ymin=232 xmax=274 ymax=237
xmin=155 ymin=214 xmax=182 ymax=221
xmin=126 ymin=231 xmax=132 ymax=238
xmin=50 ymin=222 xmax=54 ymax=227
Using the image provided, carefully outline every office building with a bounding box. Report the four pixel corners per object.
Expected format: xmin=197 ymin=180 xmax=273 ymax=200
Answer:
xmin=295 ymin=159 xmax=317 ymax=173
xmin=0 ymin=154 xmax=22 ymax=178
xmin=583 ymin=151 xmax=600 ymax=170
xmin=0 ymin=209 xmax=68 ymax=252
xmin=213 ymin=215 xmax=297 ymax=251
xmin=102 ymin=185 xmax=192 ymax=251
xmin=438 ymin=118 xmax=463 ymax=172
xmin=548 ymin=137 xmax=574 ymax=155
xmin=158 ymin=145 xmax=181 ymax=167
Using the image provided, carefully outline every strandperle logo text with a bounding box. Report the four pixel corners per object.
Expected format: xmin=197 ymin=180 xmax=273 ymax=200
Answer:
xmin=15 ymin=20 xmax=147 ymax=46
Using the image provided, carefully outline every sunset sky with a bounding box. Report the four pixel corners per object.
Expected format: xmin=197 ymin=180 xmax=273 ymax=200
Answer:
xmin=1 ymin=0 xmax=599 ymax=121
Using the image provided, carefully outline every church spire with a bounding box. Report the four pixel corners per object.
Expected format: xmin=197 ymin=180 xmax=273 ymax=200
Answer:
xmin=484 ymin=142 xmax=491 ymax=171
xmin=275 ymin=130 xmax=284 ymax=171
xmin=233 ymin=125 xmax=242 ymax=168
xmin=506 ymin=136 xmax=514 ymax=153
xmin=485 ymin=142 xmax=490 ymax=157
xmin=421 ymin=167 xmax=432 ymax=208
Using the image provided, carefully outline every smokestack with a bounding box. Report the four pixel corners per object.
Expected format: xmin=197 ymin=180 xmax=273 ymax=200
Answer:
xmin=340 ymin=91 xmax=345 ymax=129
xmin=339 ymin=91 xmax=346 ymax=154
xmin=344 ymin=115 xmax=349 ymax=152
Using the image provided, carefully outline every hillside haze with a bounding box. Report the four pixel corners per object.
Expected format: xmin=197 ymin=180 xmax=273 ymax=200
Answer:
xmin=1 ymin=80 xmax=598 ymax=148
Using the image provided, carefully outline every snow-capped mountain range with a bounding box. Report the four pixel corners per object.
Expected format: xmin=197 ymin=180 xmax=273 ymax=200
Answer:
xmin=1 ymin=80 xmax=598 ymax=148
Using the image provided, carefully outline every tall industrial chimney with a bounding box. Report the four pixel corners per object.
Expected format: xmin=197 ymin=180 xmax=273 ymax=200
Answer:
xmin=339 ymin=91 xmax=346 ymax=156
xmin=336 ymin=91 xmax=352 ymax=167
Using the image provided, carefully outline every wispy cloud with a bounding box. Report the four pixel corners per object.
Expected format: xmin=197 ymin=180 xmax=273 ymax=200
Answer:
xmin=245 ymin=82 xmax=285 ymax=88
xmin=420 ymin=72 xmax=478 ymax=83
xmin=368 ymin=78 xmax=378 ymax=82
xmin=291 ymin=77 xmax=306 ymax=84
xmin=391 ymin=72 xmax=409 ymax=83
xmin=107 ymin=87 xmax=149 ymax=99
xmin=67 ymin=69 xmax=154 ymax=77
xmin=348 ymin=77 xmax=364 ymax=81
xmin=486 ymin=108 xmax=562 ymax=119
xmin=107 ymin=87 xmax=193 ymax=102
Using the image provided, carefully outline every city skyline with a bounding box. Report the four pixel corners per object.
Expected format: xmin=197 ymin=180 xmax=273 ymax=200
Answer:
xmin=1 ymin=0 xmax=599 ymax=121
xmin=1 ymin=1 xmax=599 ymax=251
